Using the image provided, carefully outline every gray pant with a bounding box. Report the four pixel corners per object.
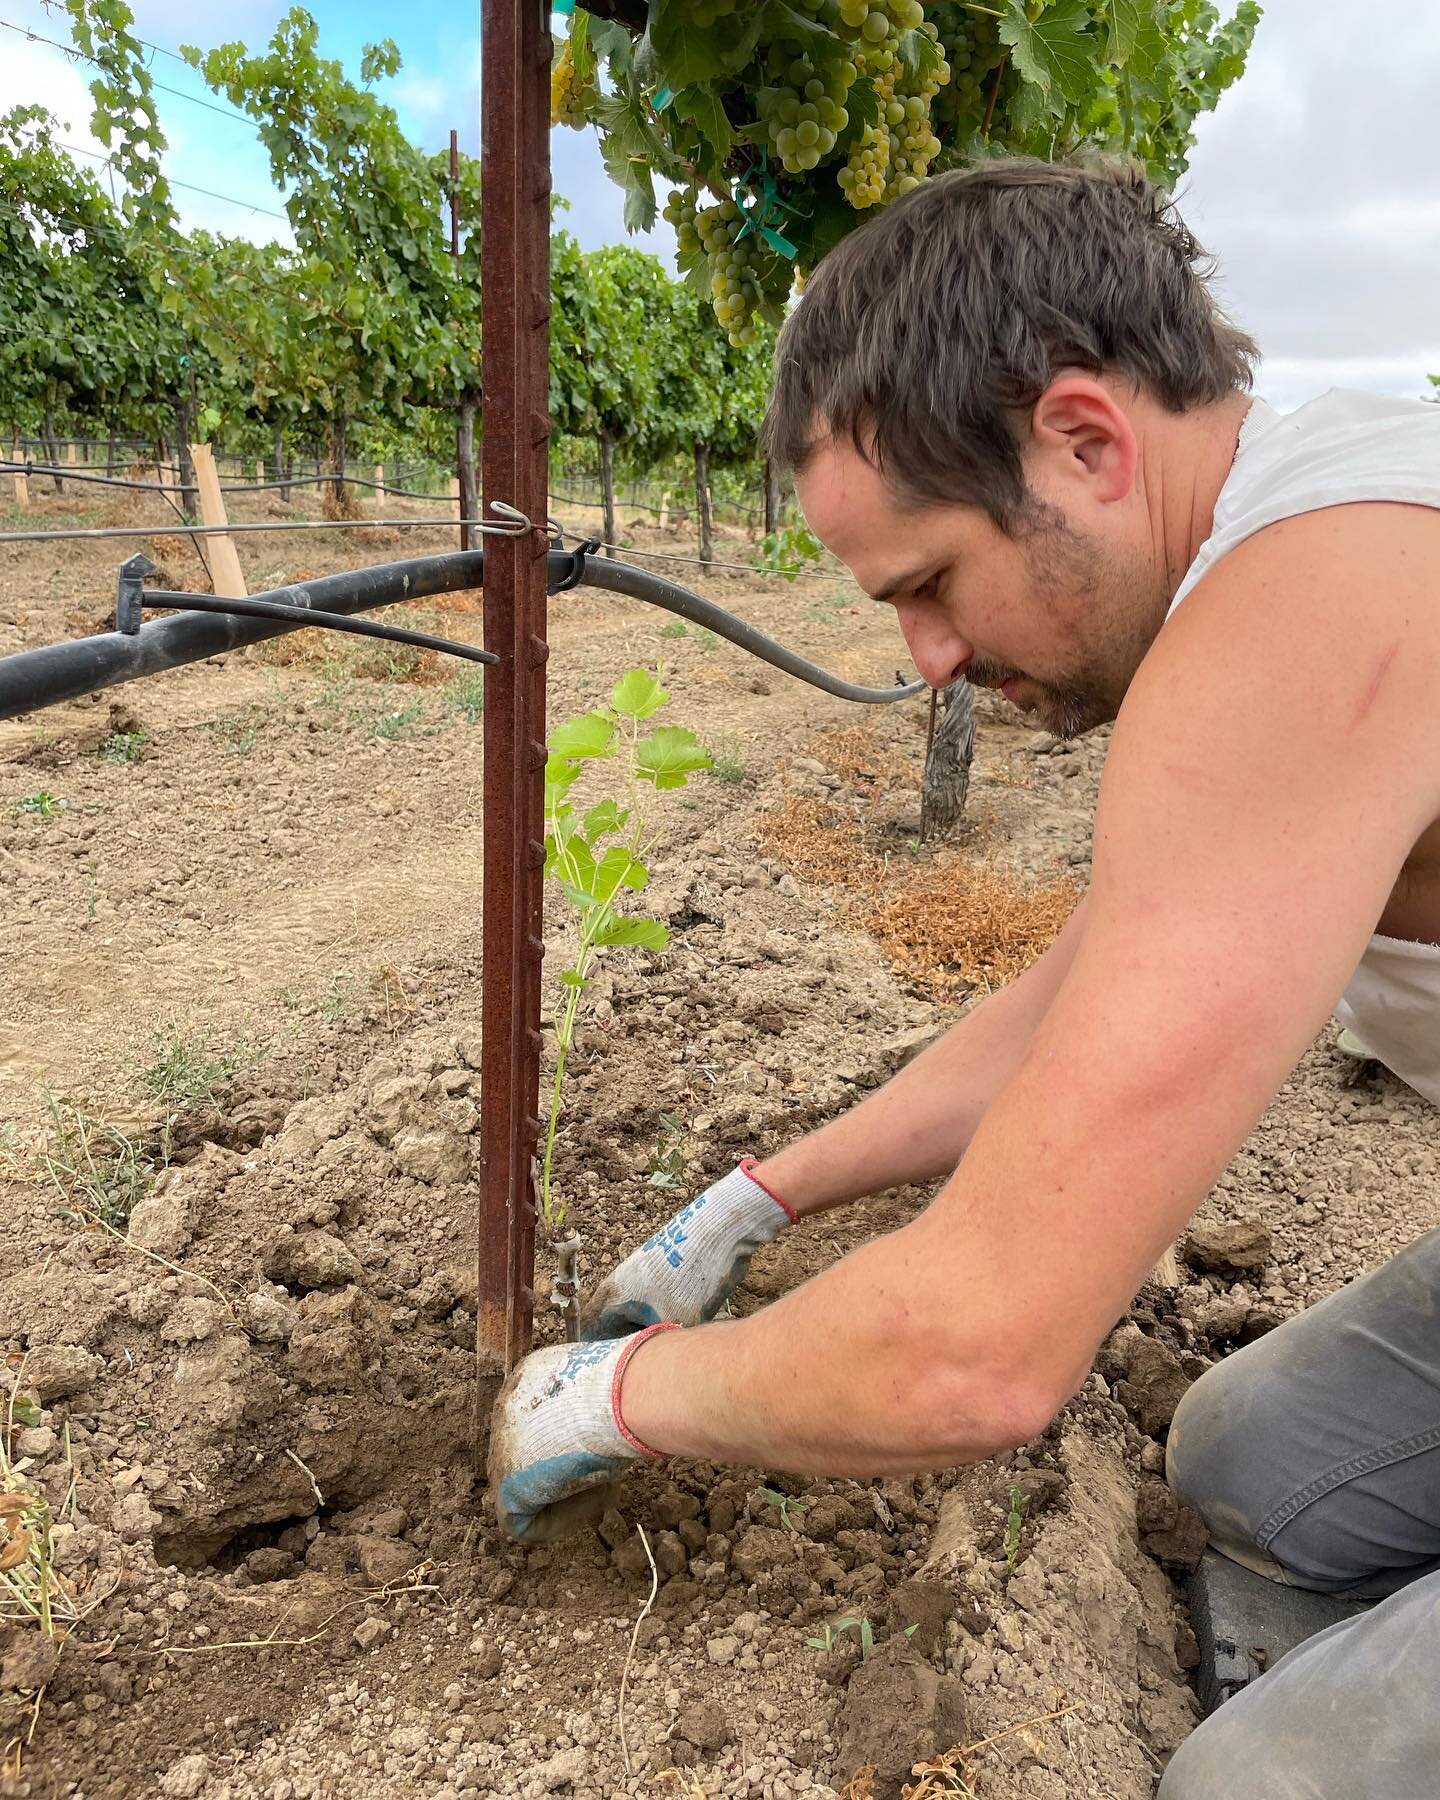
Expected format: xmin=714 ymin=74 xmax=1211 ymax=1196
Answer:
xmin=1160 ymin=1227 xmax=1440 ymax=1798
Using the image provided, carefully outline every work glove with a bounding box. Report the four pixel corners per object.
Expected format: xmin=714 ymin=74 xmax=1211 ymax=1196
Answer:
xmin=580 ymin=1160 xmax=795 ymax=1341
xmin=488 ymin=1323 xmax=676 ymax=1542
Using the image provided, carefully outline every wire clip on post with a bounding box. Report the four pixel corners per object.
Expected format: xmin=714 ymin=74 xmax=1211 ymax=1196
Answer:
xmin=546 ymin=532 xmax=602 ymax=594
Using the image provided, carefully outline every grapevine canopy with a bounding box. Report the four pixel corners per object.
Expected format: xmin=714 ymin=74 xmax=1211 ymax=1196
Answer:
xmin=556 ymin=0 xmax=1260 ymax=343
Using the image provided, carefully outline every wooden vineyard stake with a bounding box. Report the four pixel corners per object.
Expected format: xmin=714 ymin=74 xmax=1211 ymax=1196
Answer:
xmin=255 ymin=459 xmax=265 ymax=483
xmin=188 ymin=443 xmax=248 ymax=599
xmin=451 ymin=475 xmax=463 ymax=548
xmin=373 ymin=463 xmax=385 ymax=501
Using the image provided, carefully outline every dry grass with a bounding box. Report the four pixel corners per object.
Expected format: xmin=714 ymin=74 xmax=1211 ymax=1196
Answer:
xmin=255 ymin=599 xmax=485 ymax=685
xmin=861 ymin=860 xmax=1080 ymax=998
xmin=753 ymin=793 xmax=870 ymax=890
xmin=755 ymin=785 xmax=1077 ymax=1001
xmin=803 ymin=720 xmax=917 ymax=789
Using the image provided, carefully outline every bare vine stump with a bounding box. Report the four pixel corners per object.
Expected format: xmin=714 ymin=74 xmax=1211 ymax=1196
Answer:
xmin=920 ymin=678 xmax=976 ymax=842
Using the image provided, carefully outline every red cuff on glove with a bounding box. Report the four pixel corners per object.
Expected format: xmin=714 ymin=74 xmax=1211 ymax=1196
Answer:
xmin=740 ymin=1157 xmax=799 ymax=1224
xmin=610 ymin=1321 xmax=680 ymax=1456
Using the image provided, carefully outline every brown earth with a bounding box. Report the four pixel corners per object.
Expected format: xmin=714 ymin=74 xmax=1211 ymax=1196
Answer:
xmin=2 ymin=480 xmax=1437 ymax=1800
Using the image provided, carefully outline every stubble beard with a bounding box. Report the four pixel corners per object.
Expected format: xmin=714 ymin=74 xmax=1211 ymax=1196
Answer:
xmin=967 ymin=501 xmax=1162 ymax=740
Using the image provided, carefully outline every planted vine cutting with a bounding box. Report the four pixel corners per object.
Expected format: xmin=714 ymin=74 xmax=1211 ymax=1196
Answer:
xmin=539 ymin=667 xmax=712 ymax=1335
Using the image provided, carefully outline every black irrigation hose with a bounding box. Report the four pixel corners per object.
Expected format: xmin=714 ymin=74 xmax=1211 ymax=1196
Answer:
xmin=0 ymin=551 xmax=487 ymax=719
xmin=0 ymin=546 xmax=921 ymax=720
xmin=1 ymin=460 xmax=185 ymax=495
xmin=573 ymin=554 xmax=924 ymax=706
xmin=140 ymin=591 xmax=497 ymax=666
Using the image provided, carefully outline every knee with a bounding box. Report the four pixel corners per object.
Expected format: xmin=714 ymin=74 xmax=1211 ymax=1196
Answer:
xmin=1166 ymin=1355 xmax=1261 ymax=1529
xmin=1160 ymin=1704 xmax=1315 ymax=1800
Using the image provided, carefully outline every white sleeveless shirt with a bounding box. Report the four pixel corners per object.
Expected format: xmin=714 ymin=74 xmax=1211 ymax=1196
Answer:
xmin=1165 ymin=389 xmax=1440 ymax=1106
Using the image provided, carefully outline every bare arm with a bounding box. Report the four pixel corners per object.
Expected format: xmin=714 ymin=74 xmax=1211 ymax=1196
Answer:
xmin=620 ymin=505 xmax=1440 ymax=1474
xmin=757 ymin=891 xmax=1090 ymax=1213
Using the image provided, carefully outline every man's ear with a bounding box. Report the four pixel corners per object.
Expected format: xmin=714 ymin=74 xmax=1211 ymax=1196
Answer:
xmin=1029 ymin=376 xmax=1138 ymax=506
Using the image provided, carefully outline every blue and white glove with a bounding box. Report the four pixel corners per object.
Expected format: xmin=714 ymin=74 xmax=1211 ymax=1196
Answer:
xmin=488 ymin=1324 xmax=676 ymax=1542
xmin=580 ymin=1161 xmax=795 ymax=1342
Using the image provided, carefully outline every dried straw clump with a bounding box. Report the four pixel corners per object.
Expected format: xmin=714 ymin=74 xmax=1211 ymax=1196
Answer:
xmin=859 ymin=858 xmax=1079 ymax=998
xmin=803 ymin=721 xmax=916 ymax=789
xmin=753 ymin=793 xmax=871 ymax=890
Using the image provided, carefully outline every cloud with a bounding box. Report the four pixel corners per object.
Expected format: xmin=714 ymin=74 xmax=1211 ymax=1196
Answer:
xmin=0 ymin=33 xmax=110 ymax=154
xmin=1182 ymin=0 xmax=1440 ymax=408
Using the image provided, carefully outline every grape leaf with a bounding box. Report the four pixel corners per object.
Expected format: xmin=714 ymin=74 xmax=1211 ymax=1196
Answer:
xmin=582 ymin=798 xmax=629 ymax=841
xmin=593 ymin=915 xmax=670 ymax=950
xmin=623 ymin=159 xmax=658 ymax=234
xmin=544 ymin=753 xmax=584 ymax=800
xmin=672 ymin=87 xmax=733 ymax=163
xmin=635 ymin=725 xmax=712 ymax=789
xmin=1125 ymin=5 xmax=1167 ymax=81
xmin=610 ymin=667 xmax=669 ymax=719
xmin=586 ymin=15 xmax=635 ymax=77
xmin=757 ymin=0 xmax=832 ymax=50
xmin=999 ymin=0 xmax=1097 ymax=105
xmin=567 ymin=8 xmax=595 ymax=82
xmin=1095 ymin=0 xmax=1149 ymax=68
xmin=641 ymin=1 xmax=766 ymax=90
xmin=896 ymin=27 xmax=941 ymax=83
xmin=592 ymin=844 xmax=648 ymax=901
xmin=548 ymin=710 xmax=616 ymax=759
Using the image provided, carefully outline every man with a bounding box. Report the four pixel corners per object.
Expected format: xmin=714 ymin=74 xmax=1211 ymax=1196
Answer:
xmin=490 ymin=159 xmax=1440 ymax=1792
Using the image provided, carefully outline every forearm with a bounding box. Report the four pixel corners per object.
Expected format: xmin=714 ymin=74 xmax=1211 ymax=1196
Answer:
xmin=758 ymin=895 xmax=1088 ymax=1215
xmin=618 ymin=1193 xmax=1050 ymax=1474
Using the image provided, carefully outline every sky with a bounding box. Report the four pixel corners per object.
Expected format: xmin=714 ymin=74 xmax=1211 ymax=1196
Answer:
xmin=3 ymin=0 xmax=1437 ymax=411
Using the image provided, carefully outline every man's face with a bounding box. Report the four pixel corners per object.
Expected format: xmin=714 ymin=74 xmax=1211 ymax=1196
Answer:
xmin=794 ymin=431 xmax=1162 ymax=739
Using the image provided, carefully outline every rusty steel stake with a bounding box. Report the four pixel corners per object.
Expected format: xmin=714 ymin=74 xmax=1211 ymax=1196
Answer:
xmin=479 ymin=0 xmax=552 ymax=1375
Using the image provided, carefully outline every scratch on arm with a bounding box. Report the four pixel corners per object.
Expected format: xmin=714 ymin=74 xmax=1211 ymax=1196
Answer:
xmin=1351 ymin=640 xmax=1400 ymax=728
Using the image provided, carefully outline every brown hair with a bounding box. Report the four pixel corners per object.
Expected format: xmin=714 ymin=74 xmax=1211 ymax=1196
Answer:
xmin=764 ymin=156 xmax=1257 ymax=530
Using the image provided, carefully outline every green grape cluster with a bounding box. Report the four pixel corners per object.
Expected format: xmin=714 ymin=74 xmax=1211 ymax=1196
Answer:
xmin=664 ymin=188 xmax=702 ymax=258
xmin=549 ymin=38 xmax=591 ymax=130
xmin=838 ymin=64 xmax=895 ymax=208
xmin=929 ymin=2 xmax=1008 ymax=137
xmin=883 ymin=19 xmax=949 ymax=197
xmin=664 ymin=192 xmax=778 ymax=346
xmin=830 ymin=0 xmax=938 ymax=209
xmin=762 ymin=48 xmax=856 ymax=175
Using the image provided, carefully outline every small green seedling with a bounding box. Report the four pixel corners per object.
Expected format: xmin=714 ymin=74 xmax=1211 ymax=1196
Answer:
xmin=40 ymin=1093 xmax=159 ymax=1229
xmin=369 ymin=696 xmax=427 ymax=741
xmin=444 ymin=668 xmax=486 ymax=723
xmin=757 ymin=1486 xmax=810 ymax=1534
xmin=97 ymin=729 xmax=146 ymax=765
xmin=647 ymin=1111 xmax=687 ymax=1189
xmin=1003 ymin=1482 xmax=1029 ymax=1574
xmin=658 ymin=619 xmax=689 ymax=639
xmin=804 ymin=1614 xmax=915 ymax=1658
xmin=139 ymin=1020 xmax=268 ymax=1109
xmin=205 ymin=712 xmax=260 ymax=755
xmin=14 ymin=791 xmax=65 ymax=819
xmin=540 ymin=668 xmax=710 ymax=1228
xmin=708 ymin=739 xmax=745 ymax=785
